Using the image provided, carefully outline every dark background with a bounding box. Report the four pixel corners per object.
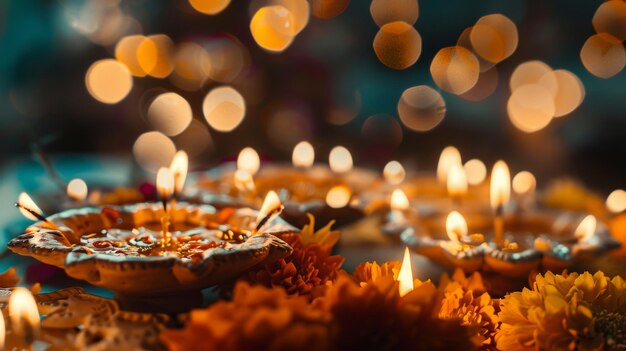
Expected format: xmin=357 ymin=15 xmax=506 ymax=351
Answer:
xmin=0 ymin=0 xmax=624 ymax=194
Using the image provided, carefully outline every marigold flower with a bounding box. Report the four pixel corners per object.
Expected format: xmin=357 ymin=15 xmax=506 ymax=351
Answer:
xmin=353 ymin=260 xmax=401 ymax=286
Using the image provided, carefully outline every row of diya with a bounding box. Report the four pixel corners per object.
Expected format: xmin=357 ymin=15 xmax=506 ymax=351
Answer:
xmin=5 ymin=143 xmax=620 ymax=308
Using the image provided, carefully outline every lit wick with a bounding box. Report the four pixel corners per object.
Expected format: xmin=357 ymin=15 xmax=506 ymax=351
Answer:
xmin=398 ymin=247 xmax=414 ymax=297
xmin=490 ymin=160 xmax=511 ymax=246
xmin=15 ymin=192 xmax=61 ymax=231
xmin=169 ymin=150 xmax=189 ymax=212
xmin=255 ymin=191 xmax=284 ymax=233
xmin=156 ymin=167 xmax=175 ymax=247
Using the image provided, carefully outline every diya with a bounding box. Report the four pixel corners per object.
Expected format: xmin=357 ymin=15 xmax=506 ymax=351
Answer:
xmin=183 ymin=143 xmax=381 ymax=228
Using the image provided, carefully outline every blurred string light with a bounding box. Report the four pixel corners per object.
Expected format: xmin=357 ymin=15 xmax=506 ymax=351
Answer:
xmin=580 ymin=33 xmax=625 ymax=79
xmin=463 ymin=159 xmax=487 ymax=185
xmin=202 ymin=34 xmax=250 ymax=82
xmin=373 ymin=21 xmax=422 ymax=70
xmin=116 ymin=35 xmax=154 ymax=77
xmin=456 ymin=26 xmax=495 ymax=72
xmin=170 ymin=42 xmax=211 ymax=91
xmin=65 ymin=0 xmax=140 ymax=46
xmin=430 ymin=46 xmax=479 ymax=94
xmin=383 ymin=161 xmax=406 ymax=185
xmin=549 ymin=70 xmax=585 ymax=117
xmin=147 ymin=92 xmax=193 ymax=136
xmin=507 ymin=84 xmax=555 ymax=133
xmin=250 ymin=5 xmax=297 ymax=52
xmin=370 ymin=0 xmax=418 ymax=28
xmin=397 ymin=85 xmax=446 ymax=132
xmin=143 ymin=35 xmax=176 ymax=78
xmin=512 ymin=171 xmax=536 ymax=195
xmin=607 ymin=189 xmax=626 ymax=213
xmin=470 ymin=14 xmax=518 ymax=64
xmin=133 ymin=131 xmax=177 ymax=172
xmin=593 ymin=0 xmax=626 ymax=41
xmin=189 ymin=0 xmax=232 ymax=15
xmin=310 ymin=0 xmax=350 ymax=19
xmin=460 ymin=67 xmax=498 ymax=102
xmin=202 ymin=86 xmax=246 ymax=132
xmin=85 ymin=59 xmax=133 ymax=104
xmin=510 ymin=61 xmax=557 ymax=93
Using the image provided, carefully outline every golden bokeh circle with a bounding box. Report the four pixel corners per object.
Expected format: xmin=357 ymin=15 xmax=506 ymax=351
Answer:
xmin=544 ymin=69 xmax=585 ymax=118
xmin=85 ymin=59 xmax=133 ymax=104
xmin=250 ymin=5 xmax=297 ymax=52
xmin=202 ymin=86 xmax=246 ymax=132
xmin=593 ymin=0 xmax=626 ymax=40
xmin=397 ymin=85 xmax=446 ymax=132
xmin=373 ymin=21 xmax=422 ymax=70
xmin=370 ymin=0 xmax=418 ymax=28
xmin=507 ymin=84 xmax=555 ymax=133
xmin=580 ymin=33 xmax=626 ymax=79
xmin=470 ymin=14 xmax=518 ymax=63
xmin=189 ymin=0 xmax=231 ymax=15
xmin=430 ymin=46 xmax=480 ymax=94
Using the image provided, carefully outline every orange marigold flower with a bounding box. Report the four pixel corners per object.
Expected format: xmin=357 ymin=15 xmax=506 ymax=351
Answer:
xmin=353 ymin=261 xmax=401 ymax=286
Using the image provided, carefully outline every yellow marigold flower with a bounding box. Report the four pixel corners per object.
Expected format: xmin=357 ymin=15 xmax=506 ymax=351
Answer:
xmin=496 ymin=271 xmax=626 ymax=351
xmin=353 ymin=260 xmax=401 ymax=286
xmin=300 ymin=213 xmax=341 ymax=247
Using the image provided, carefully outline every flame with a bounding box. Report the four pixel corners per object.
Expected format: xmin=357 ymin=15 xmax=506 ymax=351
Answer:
xmin=169 ymin=150 xmax=189 ymax=194
xmin=237 ymin=147 xmax=261 ymax=175
xmin=67 ymin=178 xmax=88 ymax=201
xmin=383 ymin=160 xmax=405 ymax=185
xmin=292 ymin=141 xmax=315 ymax=168
xmin=512 ymin=171 xmax=536 ymax=195
xmin=8 ymin=288 xmax=40 ymax=341
xmin=256 ymin=191 xmax=282 ymax=224
xmin=447 ymin=163 xmax=468 ymax=197
xmin=17 ymin=192 xmax=44 ymax=221
xmin=446 ymin=211 xmax=468 ymax=242
xmin=325 ymin=185 xmax=352 ymax=208
xmin=156 ymin=167 xmax=175 ymax=200
xmin=575 ymin=215 xmax=596 ymax=242
xmin=390 ymin=189 xmax=410 ymax=211
xmin=328 ymin=146 xmax=353 ymax=173
xmin=437 ymin=146 xmax=462 ymax=183
xmin=490 ymin=160 xmax=511 ymax=210
xmin=234 ymin=169 xmax=256 ymax=192
xmin=398 ymin=247 xmax=414 ymax=297
xmin=0 ymin=308 xmax=4 ymax=350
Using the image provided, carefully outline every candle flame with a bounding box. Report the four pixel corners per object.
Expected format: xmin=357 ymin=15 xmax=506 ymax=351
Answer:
xmin=237 ymin=147 xmax=261 ymax=175
xmin=446 ymin=210 xmax=468 ymax=242
xmin=329 ymin=146 xmax=353 ymax=173
xmin=256 ymin=190 xmax=282 ymax=225
xmin=67 ymin=178 xmax=88 ymax=201
xmin=17 ymin=192 xmax=44 ymax=221
xmin=447 ymin=163 xmax=468 ymax=197
xmin=512 ymin=171 xmax=536 ymax=195
xmin=156 ymin=167 xmax=175 ymax=200
xmin=170 ymin=150 xmax=189 ymax=194
xmin=325 ymin=185 xmax=352 ymax=208
xmin=437 ymin=146 xmax=462 ymax=183
xmin=390 ymin=189 xmax=410 ymax=211
xmin=8 ymin=288 xmax=40 ymax=343
xmin=292 ymin=141 xmax=315 ymax=168
xmin=383 ymin=160 xmax=406 ymax=185
xmin=575 ymin=215 xmax=596 ymax=242
xmin=0 ymin=308 xmax=5 ymax=350
xmin=490 ymin=160 xmax=511 ymax=210
xmin=234 ymin=169 xmax=256 ymax=192
xmin=398 ymin=247 xmax=414 ymax=297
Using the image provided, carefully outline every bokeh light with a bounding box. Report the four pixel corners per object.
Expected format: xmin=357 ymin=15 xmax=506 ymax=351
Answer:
xmin=202 ymin=34 xmax=250 ymax=82
xmin=237 ymin=147 xmax=261 ymax=175
xmin=580 ymin=33 xmax=626 ymax=79
xmin=171 ymin=42 xmax=211 ymax=91
xmin=373 ymin=21 xmax=422 ymax=70
xmin=510 ymin=61 xmax=557 ymax=94
xmin=115 ymin=35 xmax=154 ymax=77
xmin=133 ymin=131 xmax=177 ymax=172
xmin=361 ymin=114 xmax=403 ymax=147
xmin=147 ymin=92 xmax=193 ymax=136
xmin=250 ymin=6 xmax=296 ymax=53
xmin=456 ymin=26 xmax=495 ymax=72
xmin=512 ymin=171 xmax=536 ymax=195
xmin=547 ymin=69 xmax=585 ymax=117
xmin=397 ymin=85 xmax=446 ymax=132
xmin=463 ymin=159 xmax=487 ymax=185
xmin=507 ymin=84 xmax=555 ymax=133
xmin=292 ymin=141 xmax=315 ymax=167
xmin=173 ymin=119 xmax=214 ymax=157
xmin=370 ymin=0 xmax=418 ymax=28
xmin=144 ymin=34 xmax=175 ymax=78
xmin=437 ymin=146 xmax=462 ymax=184
xmin=470 ymin=14 xmax=518 ymax=63
xmin=85 ymin=59 xmax=133 ymax=104
xmin=593 ymin=0 xmax=626 ymax=41
xmin=430 ymin=46 xmax=480 ymax=94
xmin=325 ymin=185 xmax=351 ymax=208
xmin=384 ymin=160 xmax=406 ymax=185
xmin=310 ymin=0 xmax=350 ymax=19
xmin=202 ymin=86 xmax=246 ymax=132
xmin=189 ymin=0 xmax=231 ymax=15
xmin=67 ymin=178 xmax=88 ymax=201
xmin=329 ymin=146 xmax=353 ymax=173
xmin=460 ymin=66 xmax=498 ymax=102
xmin=607 ymin=189 xmax=626 ymax=213
xmin=271 ymin=0 xmax=310 ymax=34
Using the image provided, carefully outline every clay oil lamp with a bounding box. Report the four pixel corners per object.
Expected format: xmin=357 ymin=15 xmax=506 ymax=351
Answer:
xmin=8 ymin=165 xmax=294 ymax=313
xmin=184 ymin=143 xmax=380 ymax=228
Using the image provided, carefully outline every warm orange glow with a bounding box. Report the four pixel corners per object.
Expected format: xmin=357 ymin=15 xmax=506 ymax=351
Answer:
xmin=383 ymin=160 xmax=406 ymax=185
xmin=237 ymin=147 xmax=261 ymax=175
xmin=144 ymin=34 xmax=175 ymax=78
xmin=133 ymin=131 xmax=177 ymax=172
xmin=8 ymin=288 xmax=40 ymax=341
xmin=272 ymin=0 xmax=310 ymax=34
xmin=310 ymin=0 xmax=350 ymax=19
xmin=575 ymin=215 xmax=597 ymax=242
xmin=456 ymin=26 xmax=495 ymax=72
xmin=607 ymin=189 xmax=626 ymax=213
xmin=470 ymin=14 xmax=518 ymax=63
xmin=509 ymin=60 xmax=556 ymax=94
xmin=17 ymin=193 xmax=44 ymax=221
xmin=115 ymin=35 xmax=153 ymax=77
xmin=397 ymin=85 xmax=446 ymax=132
xmin=292 ymin=141 xmax=315 ymax=168
xmin=397 ymin=247 xmax=414 ymax=297
xmin=203 ymin=35 xmax=249 ymax=83
xmin=548 ymin=69 xmax=585 ymax=118
xmin=437 ymin=146 xmax=462 ymax=184
xmin=0 ymin=308 xmax=4 ymax=350
xmin=250 ymin=6 xmax=296 ymax=53
xmin=234 ymin=169 xmax=256 ymax=192
xmin=85 ymin=59 xmax=133 ymax=104
xmin=202 ymin=86 xmax=246 ymax=132
xmin=169 ymin=151 xmax=189 ymax=195
xmin=580 ymin=33 xmax=626 ymax=79
xmin=172 ymin=42 xmax=210 ymax=87
xmin=507 ymin=84 xmax=555 ymax=133
xmin=189 ymin=0 xmax=231 ymax=15
xmin=390 ymin=189 xmax=410 ymax=211
xmin=329 ymin=146 xmax=353 ymax=173
xmin=430 ymin=46 xmax=480 ymax=95
xmin=512 ymin=171 xmax=536 ymax=195
xmin=156 ymin=167 xmax=175 ymax=201
xmin=447 ymin=163 xmax=468 ymax=197
xmin=257 ymin=191 xmax=282 ymax=224
xmin=67 ymin=178 xmax=88 ymax=201
xmin=446 ymin=210 xmax=468 ymax=242
xmin=463 ymin=159 xmax=487 ymax=185
xmin=490 ymin=160 xmax=511 ymax=210
xmin=147 ymin=92 xmax=193 ymax=136
xmin=593 ymin=0 xmax=626 ymax=41
xmin=325 ymin=185 xmax=352 ymax=208
xmin=373 ymin=21 xmax=422 ymax=70
xmin=370 ymin=0 xmax=418 ymax=27
xmin=460 ymin=66 xmax=499 ymax=102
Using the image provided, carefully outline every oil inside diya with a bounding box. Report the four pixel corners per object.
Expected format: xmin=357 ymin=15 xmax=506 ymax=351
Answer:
xmin=401 ymin=208 xmax=619 ymax=279
xmin=8 ymin=202 xmax=293 ymax=312
xmin=183 ymin=163 xmax=380 ymax=228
